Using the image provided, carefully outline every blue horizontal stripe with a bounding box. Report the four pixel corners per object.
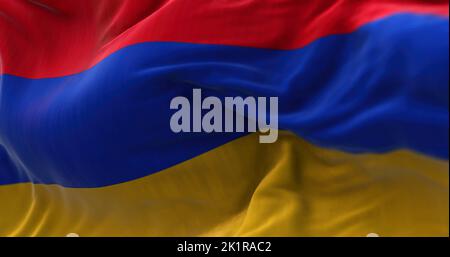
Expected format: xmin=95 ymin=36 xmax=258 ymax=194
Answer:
xmin=0 ymin=14 xmax=448 ymax=187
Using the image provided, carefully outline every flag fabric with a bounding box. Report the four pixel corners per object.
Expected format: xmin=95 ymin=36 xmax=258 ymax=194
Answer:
xmin=0 ymin=0 xmax=448 ymax=236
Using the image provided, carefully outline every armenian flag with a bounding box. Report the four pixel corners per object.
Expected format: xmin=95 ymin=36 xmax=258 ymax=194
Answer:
xmin=0 ymin=0 xmax=448 ymax=236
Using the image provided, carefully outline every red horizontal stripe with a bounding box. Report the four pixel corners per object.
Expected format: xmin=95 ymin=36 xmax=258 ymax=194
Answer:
xmin=0 ymin=0 xmax=448 ymax=78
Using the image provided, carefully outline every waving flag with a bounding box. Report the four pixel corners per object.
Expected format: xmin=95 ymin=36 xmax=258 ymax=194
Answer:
xmin=0 ymin=0 xmax=448 ymax=236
